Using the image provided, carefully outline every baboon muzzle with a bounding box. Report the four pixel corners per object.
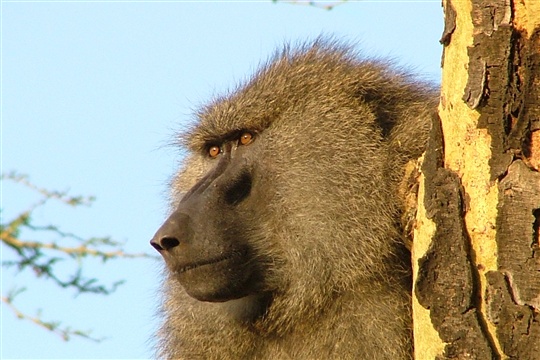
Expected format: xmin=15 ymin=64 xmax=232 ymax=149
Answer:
xmin=150 ymin=210 xmax=187 ymax=252
xmin=149 ymin=146 xmax=258 ymax=302
xmin=151 ymin=147 xmax=253 ymax=253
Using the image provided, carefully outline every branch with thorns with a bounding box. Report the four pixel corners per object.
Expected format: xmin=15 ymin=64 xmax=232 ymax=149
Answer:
xmin=1 ymin=172 xmax=157 ymax=340
xmin=2 ymin=290 xmax=105 ymax=342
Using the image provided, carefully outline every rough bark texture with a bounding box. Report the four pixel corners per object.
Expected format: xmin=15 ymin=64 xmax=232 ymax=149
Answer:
xmin=413 ymin=0 xmax=540 ymax=359
xmin=415 ymin=117 xmax=495 ymax=359
xmin=485 ymin=160 xmax=540 ymax=359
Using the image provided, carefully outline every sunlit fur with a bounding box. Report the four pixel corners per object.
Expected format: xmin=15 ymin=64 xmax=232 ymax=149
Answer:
xmin=154 ymin=39 xmax=437 ymax=359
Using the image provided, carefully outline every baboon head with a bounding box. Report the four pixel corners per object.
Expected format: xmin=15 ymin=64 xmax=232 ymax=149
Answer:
xmin=151 ymin=41 xmax=431 ymax=309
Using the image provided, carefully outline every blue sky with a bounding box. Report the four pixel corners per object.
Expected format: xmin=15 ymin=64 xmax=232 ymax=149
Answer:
xmin=1 ymin=1 xmax=442 ymax=358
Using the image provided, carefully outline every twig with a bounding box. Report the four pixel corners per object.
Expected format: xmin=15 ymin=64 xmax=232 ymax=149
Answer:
xmin=1 ymin=295 xmax=105 ymax=342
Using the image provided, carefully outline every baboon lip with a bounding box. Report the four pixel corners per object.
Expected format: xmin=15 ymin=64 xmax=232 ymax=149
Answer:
xmin=175 ymin=253 xmax=234 ymax=274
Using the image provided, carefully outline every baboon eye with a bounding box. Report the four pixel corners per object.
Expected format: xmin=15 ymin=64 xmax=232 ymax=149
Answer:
xmin=208 ymin=145 xmax=221 ymax=158
xmin=239 ymin=132 xmax=253 ymax=146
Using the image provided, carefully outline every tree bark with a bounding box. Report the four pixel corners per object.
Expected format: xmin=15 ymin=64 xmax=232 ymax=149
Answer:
xmin=412 ymin=1 xmax=540 ymax=359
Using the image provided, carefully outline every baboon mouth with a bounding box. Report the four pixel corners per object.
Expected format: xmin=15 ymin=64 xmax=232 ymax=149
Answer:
xmin=175 ymin=254 xmax=234 ymax=274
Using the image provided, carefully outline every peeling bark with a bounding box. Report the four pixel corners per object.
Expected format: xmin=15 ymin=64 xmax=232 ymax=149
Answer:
xmin=415 ymin=123 xmax=495 ymax=359
xmin=484 ymin=160 xmax=540 ymax=360
xmin=413 ymin=0 xmax=540 ymax=359
xmin=485 ymin=271 xmax=540 ymax=359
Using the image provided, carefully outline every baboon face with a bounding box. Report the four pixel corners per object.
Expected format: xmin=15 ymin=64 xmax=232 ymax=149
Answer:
xmin=151 ymin=128 xmax=271 ymax=302
xmin=151 ymin=45 xmax=402 ymax=305
xmin=152 ymin=42 xmax=433 ymax=359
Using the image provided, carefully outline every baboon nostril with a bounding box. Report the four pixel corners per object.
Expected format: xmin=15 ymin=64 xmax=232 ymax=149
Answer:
xmin=150 ymin=240 xmax=164 ymax=252
xmin=151 ymin=236 xmax=180 ymax=251
xmin=160 ymin=236 xmax=181 ymax=250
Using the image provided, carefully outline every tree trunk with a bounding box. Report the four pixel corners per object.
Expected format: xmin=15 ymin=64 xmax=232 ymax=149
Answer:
xmin=412 ymin=0 xmax=540 ymax=359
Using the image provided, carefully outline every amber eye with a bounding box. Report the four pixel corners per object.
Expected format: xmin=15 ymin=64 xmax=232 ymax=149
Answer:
xmin=208 ymin=145 xmax=221 ymax=158
xmin=239 ymin=132 xmax=253 ymax=146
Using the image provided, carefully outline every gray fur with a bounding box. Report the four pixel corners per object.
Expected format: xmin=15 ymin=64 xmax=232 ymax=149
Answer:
xmin=151 ymin=40 xmax=438 ymax=359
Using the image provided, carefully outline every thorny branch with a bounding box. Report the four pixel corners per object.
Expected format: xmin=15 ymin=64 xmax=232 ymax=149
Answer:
xmin=1 ymin=172 xmax=155 ymax=341
xmin=2 ymin=290 xmax=104 ymax=342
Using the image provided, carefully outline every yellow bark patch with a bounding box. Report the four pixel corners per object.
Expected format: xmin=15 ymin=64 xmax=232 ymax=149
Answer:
xmin=438 ymin=0 xmax=503 ymax=356
xmin=412 ymin=171 xmax=446 ymax=360
xmin=513 ymin=0 xmax=540 ymax=37
xmin=412 ymin=0 xmax=504 ymax=357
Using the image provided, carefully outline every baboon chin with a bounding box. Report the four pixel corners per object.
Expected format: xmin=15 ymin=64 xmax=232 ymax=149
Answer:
xmin=151 ymin=39 xmax=438 ymax=359
xmin=165 ymin=248 xmax=255 ymax=303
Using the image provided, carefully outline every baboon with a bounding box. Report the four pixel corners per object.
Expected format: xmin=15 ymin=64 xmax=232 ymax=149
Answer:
xmin=151 ymin=40 xmax=437 ymax=359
